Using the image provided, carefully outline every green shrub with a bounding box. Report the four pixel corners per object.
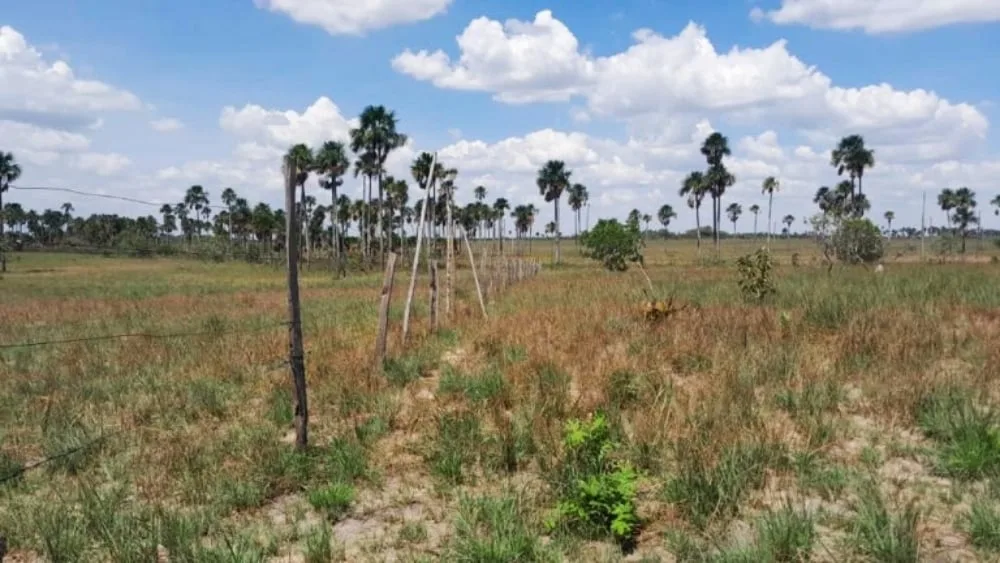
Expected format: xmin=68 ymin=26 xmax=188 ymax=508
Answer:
xmin=547 ymin=413 xmax=640 ymax=546
xmin=736 ymin=249 xmax=777 ymax=303
xmin=832 ymin=218 xmax=884 ymax=265
xmin=580 ymin=219 xmax=644 ymax=272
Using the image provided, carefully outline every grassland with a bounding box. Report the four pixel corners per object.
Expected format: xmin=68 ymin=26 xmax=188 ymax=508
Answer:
xmin=2 ymin=237 xmax=1000 ymax=562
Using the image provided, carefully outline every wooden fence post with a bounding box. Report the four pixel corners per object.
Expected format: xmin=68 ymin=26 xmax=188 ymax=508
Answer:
xmin=402 ymin=153 xmax=437 ymax=344
xmin=375 ymin=252 xmax=398 ymax=368
xmin=430 ymin=260 xmax=439 ymax=331
xmin=284 ymin=157 xmax=308 ymax=450
xmin=462 ymin=228 xmax=488 ymax=319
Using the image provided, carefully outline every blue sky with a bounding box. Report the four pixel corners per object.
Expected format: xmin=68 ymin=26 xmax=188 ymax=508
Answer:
xmin=3 ymin=0 xmax=1000 ymax=232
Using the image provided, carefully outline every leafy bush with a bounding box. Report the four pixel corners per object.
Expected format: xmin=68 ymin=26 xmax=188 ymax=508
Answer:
xmin=832 ymin=218 xmax=884 ymax=265
xmin=580 ymin=219 xmax=643 ymax=272
xmin=736 ymin=249 xmax=777 ymax=303
xmin=547 ymin=413 xmax=640 ymax=546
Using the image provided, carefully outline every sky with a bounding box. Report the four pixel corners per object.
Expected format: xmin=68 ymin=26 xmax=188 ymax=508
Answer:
xmin=3 ymin=0 xmax=1000 ymax=233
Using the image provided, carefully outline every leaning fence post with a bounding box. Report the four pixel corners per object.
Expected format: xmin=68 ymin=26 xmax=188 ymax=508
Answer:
xmin=375 ymin=252 xmax=398 ymax=368
xmin=462 ymin=228 xmax=488 ymax=319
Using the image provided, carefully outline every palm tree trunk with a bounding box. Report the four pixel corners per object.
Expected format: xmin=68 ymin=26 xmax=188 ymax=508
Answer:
xmin=0 ymin=189 xmax=5 ymax=273
xmin=554 ymin=200 xmax=561 ymax=265
xmin=695 ymin=204 xmax=702 ymax=250
xmin=378 ymin=173 xmax=385 ymax=267
xmin=767 ymin=192 xmax=773 ymax=250
xmin=331 ymin=186 xmax=340 ymax=277
xmin=753 ymin=214 xmax=758 ymax=239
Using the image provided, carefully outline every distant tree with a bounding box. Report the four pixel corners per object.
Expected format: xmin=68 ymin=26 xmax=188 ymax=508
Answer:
xmin=782 ymin=214 xmax=795 ymax=236
xmin=679 ymin=171 xmax=707 ymax=249
xmin=285 ymin=143 xmax=314 ymax=256
xmin=883 ymin=211 xmax=895 ymax=237
xmin=657 ymin=204 xmax=677 ymax=235
xmin=493 ymin=197 xmax=510 ymax=253
xmin=627 ymin=209 xmax=641 ymax=228
xmin=183 ymin=185 xmax=209 ymax=236
xmin=761 ymin=176 xmax=779 ymax=247
xmin=350 ymin=105 xmax=407 ymax=264
xmin=641 ymin=213 xmax=652 ymax=236
xmin=567 ymin=183 xmax=588 ymax=239
xmin=726 ymin=203 xmax=742 ymax=235
xmin=749 ymin=204 xmax=761 ymax=238
xmin=831 ymin=135 xmax=875 ymax=205
xmin=944 ymin=187 xmax=978 ymax=253
xmin=0 ymin=152 xmax=20 ymax=271
xmin=315 ymin=140 xmax=349 ymax=273
xmin=992 ymin=194 xmax=1000 ymax=217
xmin=701 ymin=132 xmax=733 ymax=250
xmin=159 ymin=204 xmax=176 ymax=236
xmin=537 ymin=160 xmax=571 ymax=264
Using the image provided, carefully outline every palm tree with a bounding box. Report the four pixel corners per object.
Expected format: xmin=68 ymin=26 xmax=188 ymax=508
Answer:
xmin=782 ymin=215 xmax=795 ymax=236
xmin=0 ymin=151 xmax=22 ymax=272
xmin=60 ymin=202 xmax=74 ymax=232
xmin=493 ymin=198 xmax=510 ymax=254
xmin=701 ymin=132 xmax=732 ymax=251
xmin=831 ymin=135 xmax=875 ymax=211
xmin=473 ymin=186 xmax=487 ymax=237
xmin=567 ymin=183 xmax=588 ymax=240
xmin=726 ymin=203 xmax=742 ymax=236
xmin=938 ymin=188 xmax=957 ymax=230
xmin=183 ymin=185 xmax=209 ymax=237
xmin=642 ymin=214 xmax=652 ymax=237
xmin=749 ymin=204 xmax=760 ymax=238
xmin=944 ymin=187 xmax=978 ymax=253
xmin=527 ymin=204 xmax=538 ymax=254
xmin=285 ymin=143 xmax=314 ymax=257
xmin=679 ymin=171 xmax=707 ymax=249
xmin=315 ymin=140 xmax=349 ymax=274
xmin=221 ymin=187 xmax=237 ymax=238
xmin=537 ymin=160 xmax=571 ymax=264
xmin=657 ymin=204 xmax=676 ymax=236
xmin=159 ymin=204 xmax=176 ymax=236
xmin=884 ymin=211 xmax=895 ymax=237
xmin=990 ymin=195 xmax=1000 ymax=217
xmin=761 ymin=176 xmax=779 ymax=247
xmin=350 ymin=106 xmax=407 ymax=265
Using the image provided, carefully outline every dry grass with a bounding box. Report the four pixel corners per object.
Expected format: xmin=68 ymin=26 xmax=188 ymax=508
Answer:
xmin=2 ymin=238 xmax=1000 ymax=561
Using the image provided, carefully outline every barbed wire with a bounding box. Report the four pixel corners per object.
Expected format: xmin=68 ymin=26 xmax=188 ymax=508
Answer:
xmin=0 ymin=321 xmax=292 ymax=350
xmin=9 ymin=185 xmax=228 ymax=210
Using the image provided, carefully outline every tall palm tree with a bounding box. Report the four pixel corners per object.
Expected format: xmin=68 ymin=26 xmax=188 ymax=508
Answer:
xmin=350 ymin=106 xmax=407 ymax=265
xmin=527 ymin=204 xmax=538 ymax=254
xmin=493 ymin=197 xmax=510 ymax=254
xmin=749 ymin=204 xmax=760 ymax=238
xmin=657 ymin=204 xmax=677 ymax=236
xmin=315 ymin=140 xmax=349 ymax=273
xmin=567 ymin=183 xmax=588 ymax=240
xmin=831 ymin=135 xmax=875 ymax=210
xmin=0 ymin=151 xmax=22 ymax=272
xmin=183 ymin=185 xmax=209 ymax=237
xmin=761 ymin=176 xmax=779 ymax=248
xmin=221 ymin=187 xmax=237 ymax=238
xmin=884 ymin=211 xmax=895 ymax=237
xmin=782 ymin=215 xmax=795 ymax=236
xmin=701 ymin=132 xmax=732 ymax=251
xmin=642 ymin=214 xmax=652 ymax=237
xmin=679 ymin=171 xmax=707 ymax=249
xmin=537 ymin=160 xmax=571 ymax=264
xmin=990 ymin=195 xmax=1000 ymax=217
xmin=159 ymin=204 xmax=176 ymax=236
xmin=726 ymin=203 xmax=742 ymax=235
xmin=474 ymin=186 xmax=487 ymax=237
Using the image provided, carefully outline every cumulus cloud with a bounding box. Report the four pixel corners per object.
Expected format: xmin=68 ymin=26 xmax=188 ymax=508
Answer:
xmin=393 ymin=12 xmax=988 ymax=162
xmin=0 ymin=25 xmax=141 ymax=127
xmin=757 ymin=0 xmax=1000 ymax=34
xmin=255 ymin=0 xmax=452 ymax=35
xmin=150 ymin=118 xmax=184 ymax=132
xmin=0 ymin=120 xmax=90 ymax=152
xmin=220 ymin=96 xmax=356 ymax=148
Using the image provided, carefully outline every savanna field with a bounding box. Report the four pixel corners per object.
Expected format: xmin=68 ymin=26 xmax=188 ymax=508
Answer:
xmin=3 ymin=238 xmax=1000 ymax=562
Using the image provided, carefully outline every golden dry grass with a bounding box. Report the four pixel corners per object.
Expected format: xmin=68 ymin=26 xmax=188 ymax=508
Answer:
xmin=2 ymin=239 xmax=1000 ymax=561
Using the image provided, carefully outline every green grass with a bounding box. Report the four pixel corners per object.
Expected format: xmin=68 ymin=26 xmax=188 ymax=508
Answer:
xmin=308 ymin=483 xmax=355 ymax=522
xmin=917 ymin=387 xmax=1000 ymax=480
xmin=446 ymin=493 xmax=559 ymax=563
xmin=850 ymin=483 xmax=920 ymax=563
xmin=963 ymin=499 xmax=1000 ymax=552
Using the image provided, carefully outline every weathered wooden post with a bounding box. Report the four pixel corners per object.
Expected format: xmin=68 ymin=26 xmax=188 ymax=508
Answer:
xmin=462 ymin=228 xmax=488 ymax=319
xmin=284 ymin=156 xmax=308 ymax=450
xmin=430 ymin=260 xmax=439 ymax=330
xmin=402 ymin=153 xmax=437 ymax=344
xmin=375 ymin=252 xmax=398 ymax=368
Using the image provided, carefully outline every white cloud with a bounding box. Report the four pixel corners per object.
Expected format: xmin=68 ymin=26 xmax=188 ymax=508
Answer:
xmin=394 ymin=12 xmax=988 ymax=162
xmin=0 ymin=120 xmax=90 ymax=152
xmin=758 ymin=0 xmax=1000 ymax=34
xmin=392 ymin=10 xmax=594 ymax=103
xmin=0 ymin=25 xmax=141 ymax=125
xmin=150 ymin=117 xmax=184 ymax=132
xmin=74 ymin=152 xmax=132 ymax=176
xmin=255 ymin=0 xmax=452 ymax=35
xmin=220 ymin=96 xmax=356 ymax=148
